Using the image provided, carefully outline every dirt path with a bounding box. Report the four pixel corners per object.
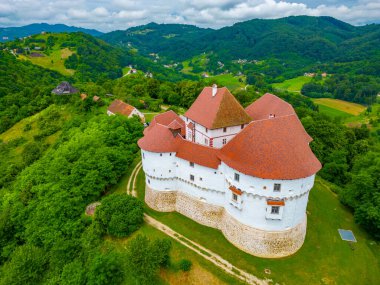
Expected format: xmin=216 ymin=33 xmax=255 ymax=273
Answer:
xmin=126 ymin=161 xmax=270 ymax=285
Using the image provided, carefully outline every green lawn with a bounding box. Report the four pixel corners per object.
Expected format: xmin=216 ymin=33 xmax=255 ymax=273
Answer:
xmin=272 ymin=76 xmax=312 ymax=92
xmin=135 ymin=169 xmax=380 ymax=285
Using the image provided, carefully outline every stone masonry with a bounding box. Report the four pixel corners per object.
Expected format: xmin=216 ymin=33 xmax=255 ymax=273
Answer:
xmin=145 ymin=184 xmax=307 ymax=258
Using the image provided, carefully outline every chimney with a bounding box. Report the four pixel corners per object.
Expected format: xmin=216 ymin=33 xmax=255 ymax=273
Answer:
xmin=212 ymin=84 xmax=217 ymax=97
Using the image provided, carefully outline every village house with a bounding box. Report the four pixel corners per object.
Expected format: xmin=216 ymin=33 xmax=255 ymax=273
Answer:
xmin=138 ymin=85 xmax=321 ymax=258
xmin=107 ymin=99 xmax=145 ymax=122
xmin=52 ymin=82 xmax=79 ymax=95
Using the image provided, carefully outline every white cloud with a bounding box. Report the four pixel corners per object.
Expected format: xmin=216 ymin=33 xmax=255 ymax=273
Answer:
xmin=0 ymin=0 xmax=378 ymax=31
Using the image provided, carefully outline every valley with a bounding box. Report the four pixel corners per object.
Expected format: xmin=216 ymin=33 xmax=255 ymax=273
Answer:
xmin=0 ymin=15 xmax=379 ymax=285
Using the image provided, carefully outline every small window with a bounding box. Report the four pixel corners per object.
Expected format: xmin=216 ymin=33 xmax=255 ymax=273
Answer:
xmin=241 ymin=124 xmax=244 ymax=129
xmin=160 ymin=153 xmax=162 ymax=157
xmin=143 ymin=153 xmax=145 ymax=159
xmin=205 ymin=138 xmax=209 ymax=145
xmin=148 ymin=179 xmax=150 ymax=184
xmin=199 ymin=177 xmax=203 ymax=181
xmin=222 ymin=138 xmax=227 ymax=145
xmin=190 ymin=174 xmax=194 ymax=181
xmin=205 ymin=128 xmax=208 ymax=133
xmin=190 ymin=162 xmax=194 ymax=167
xmin=232 ymin=193 xmax=238 ymax=201
xmin=274 ymin=183 xmax=281 ymax=192
xmin=170 ymin=153 xmax=172 ymax=156
xmin=169 ymin=170 xmax=171 ymax=173
xmin=271 ymin=206 xmax=280 ymax=214
xmin=234 ymin=173 xmax=240 ymax=182
xmin=223 ymin=127 xmax=227 ymax=132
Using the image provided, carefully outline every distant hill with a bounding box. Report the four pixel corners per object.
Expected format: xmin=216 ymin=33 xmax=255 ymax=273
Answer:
xmin=0 ymin=23 xmax=103 ymax=42
xmin=101 ymin=16 xmax=380 ymax=63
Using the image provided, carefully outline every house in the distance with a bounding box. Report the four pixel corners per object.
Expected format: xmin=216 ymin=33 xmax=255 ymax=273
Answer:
xmin=107 ymin=99 xmax=145 ymax=122
xmin=52 ymin=82 xmax=79 ymax=95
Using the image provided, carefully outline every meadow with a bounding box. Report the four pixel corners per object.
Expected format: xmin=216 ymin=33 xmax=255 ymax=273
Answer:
xmin=272 ymin=76 xmax=312 ymax=92
xmin=131 ymin=169 xmax=380 ymax=285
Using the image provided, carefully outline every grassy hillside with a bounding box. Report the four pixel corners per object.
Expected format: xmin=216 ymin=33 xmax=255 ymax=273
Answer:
xmin=19 ymin=47 xmax=75 ymax=76
xmin=135 ymin=170 xmax=380 ymax=285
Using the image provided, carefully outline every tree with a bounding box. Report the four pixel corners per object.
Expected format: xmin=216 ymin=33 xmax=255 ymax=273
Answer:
xmin=61 ymin=260 xmax=86 ymax=285
xmin=126 ymin=235 xmax=172 ymax=284
xmin=95 ymin=194 xmax=144 ymax=237
xmin=86 ymin=252 xmax=124 ymax=285
xmin=0 ymin=245 xmax=47 ymax=285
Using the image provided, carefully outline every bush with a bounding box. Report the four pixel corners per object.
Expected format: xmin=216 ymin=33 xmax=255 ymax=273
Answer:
xmin=95 ymin=194 xmax=144 ymax=237
xmin=178 ymin=259 xmax=192 ymax=272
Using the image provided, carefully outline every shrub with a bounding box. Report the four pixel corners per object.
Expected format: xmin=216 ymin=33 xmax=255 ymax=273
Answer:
xmin=178 ymin=259 xmax=192 ymax=272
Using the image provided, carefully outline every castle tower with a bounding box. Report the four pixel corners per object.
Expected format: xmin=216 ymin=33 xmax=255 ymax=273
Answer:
xmin=138 ymin=88 xmax=321 ymax=258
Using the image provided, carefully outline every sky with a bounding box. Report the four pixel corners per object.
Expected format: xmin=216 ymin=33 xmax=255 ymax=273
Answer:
xmin=0 ymin=0 xmax=379 ymax=32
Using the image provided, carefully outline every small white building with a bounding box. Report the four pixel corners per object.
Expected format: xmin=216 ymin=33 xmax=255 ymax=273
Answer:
xmin=138 ymin=86 xmax=321 ymax=258
xmin=107 ymin=99 xmax=145 ymax=123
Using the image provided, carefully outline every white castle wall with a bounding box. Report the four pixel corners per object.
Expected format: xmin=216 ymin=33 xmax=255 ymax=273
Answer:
xmin=141 ymin=150 xmax=315 ymax=257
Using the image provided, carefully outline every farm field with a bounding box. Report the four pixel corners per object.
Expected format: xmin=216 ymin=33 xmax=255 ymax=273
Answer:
xmin=134 ymin=169 xmax=380 ymax=285
xmin=19 ymin=47 xmax=75 ymax=76
xmin=313 ymin=98 xmax=366 ymax=116
xmin=272 ymin=76 xmax=312 ymax=92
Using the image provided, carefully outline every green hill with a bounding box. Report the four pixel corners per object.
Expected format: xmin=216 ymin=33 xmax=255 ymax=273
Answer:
xmin=101 ymin=16 xmax=380 ymax=64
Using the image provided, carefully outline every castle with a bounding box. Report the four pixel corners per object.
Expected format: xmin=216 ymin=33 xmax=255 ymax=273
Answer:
xmin=138 ymin=85 xmax=321 ymax=258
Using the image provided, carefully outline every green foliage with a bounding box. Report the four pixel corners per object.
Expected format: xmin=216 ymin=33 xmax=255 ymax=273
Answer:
xmin=95 ymin=194 xmax=144 ymax=237
xmin=302 ymin=74 xmax=379 ymax=105
xmin=86 ymin=251 xmax=124 ymax=285
xmin=178 ymin=259 xmax=192 ymax=272
xmin=0 ymin=244 xmax=47 ymax=285
xmin=0 ymin=114 xmax=143 ymax=280
xmin=340 ymin=151 xmax=380 ymax=238
xmin=126 ymin=234 xmax=172 ymax=284
xmin=0 ymin=51 xmax=64 ymax=133
xmin=60 ymin=260 xmax=85 ymax=285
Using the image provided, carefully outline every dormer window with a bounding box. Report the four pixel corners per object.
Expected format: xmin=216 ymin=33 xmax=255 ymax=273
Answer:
xmin=274 ymin=183 xmax=281 ymax=192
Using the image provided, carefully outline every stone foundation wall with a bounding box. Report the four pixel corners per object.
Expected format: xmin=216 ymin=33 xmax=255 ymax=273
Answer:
xmin=145 ymin=185 xmax=307 ymax=258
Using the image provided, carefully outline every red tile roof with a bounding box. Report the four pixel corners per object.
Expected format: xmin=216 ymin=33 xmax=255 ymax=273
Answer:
xmin=108 ymin=99 xmax=136 ymax=117
xmin=147 ymin=111 xmax=186 ymax=137
xmin=229 ymin=185 xmax=242 ymax=195
xmin=219 ymin=114 xmax=321 ymax=179
xmin=185 ymin=87 xmax=252 ymax=129
xmin=138 ymin=123 xmax=181 ymax=153
xmin=176 ymin=140 xmax=220 ymax=169
xmin=245 ymin=93 xmax=295 ymax=120
xmin=267 ymin=200 xmax=285 ymax=206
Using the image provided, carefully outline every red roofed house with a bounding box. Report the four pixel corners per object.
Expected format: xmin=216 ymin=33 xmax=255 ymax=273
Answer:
xmin=107 ymin=99 xmax=145 ymax=123
xmin=138 ymin=85 xmax=321 ymax=258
